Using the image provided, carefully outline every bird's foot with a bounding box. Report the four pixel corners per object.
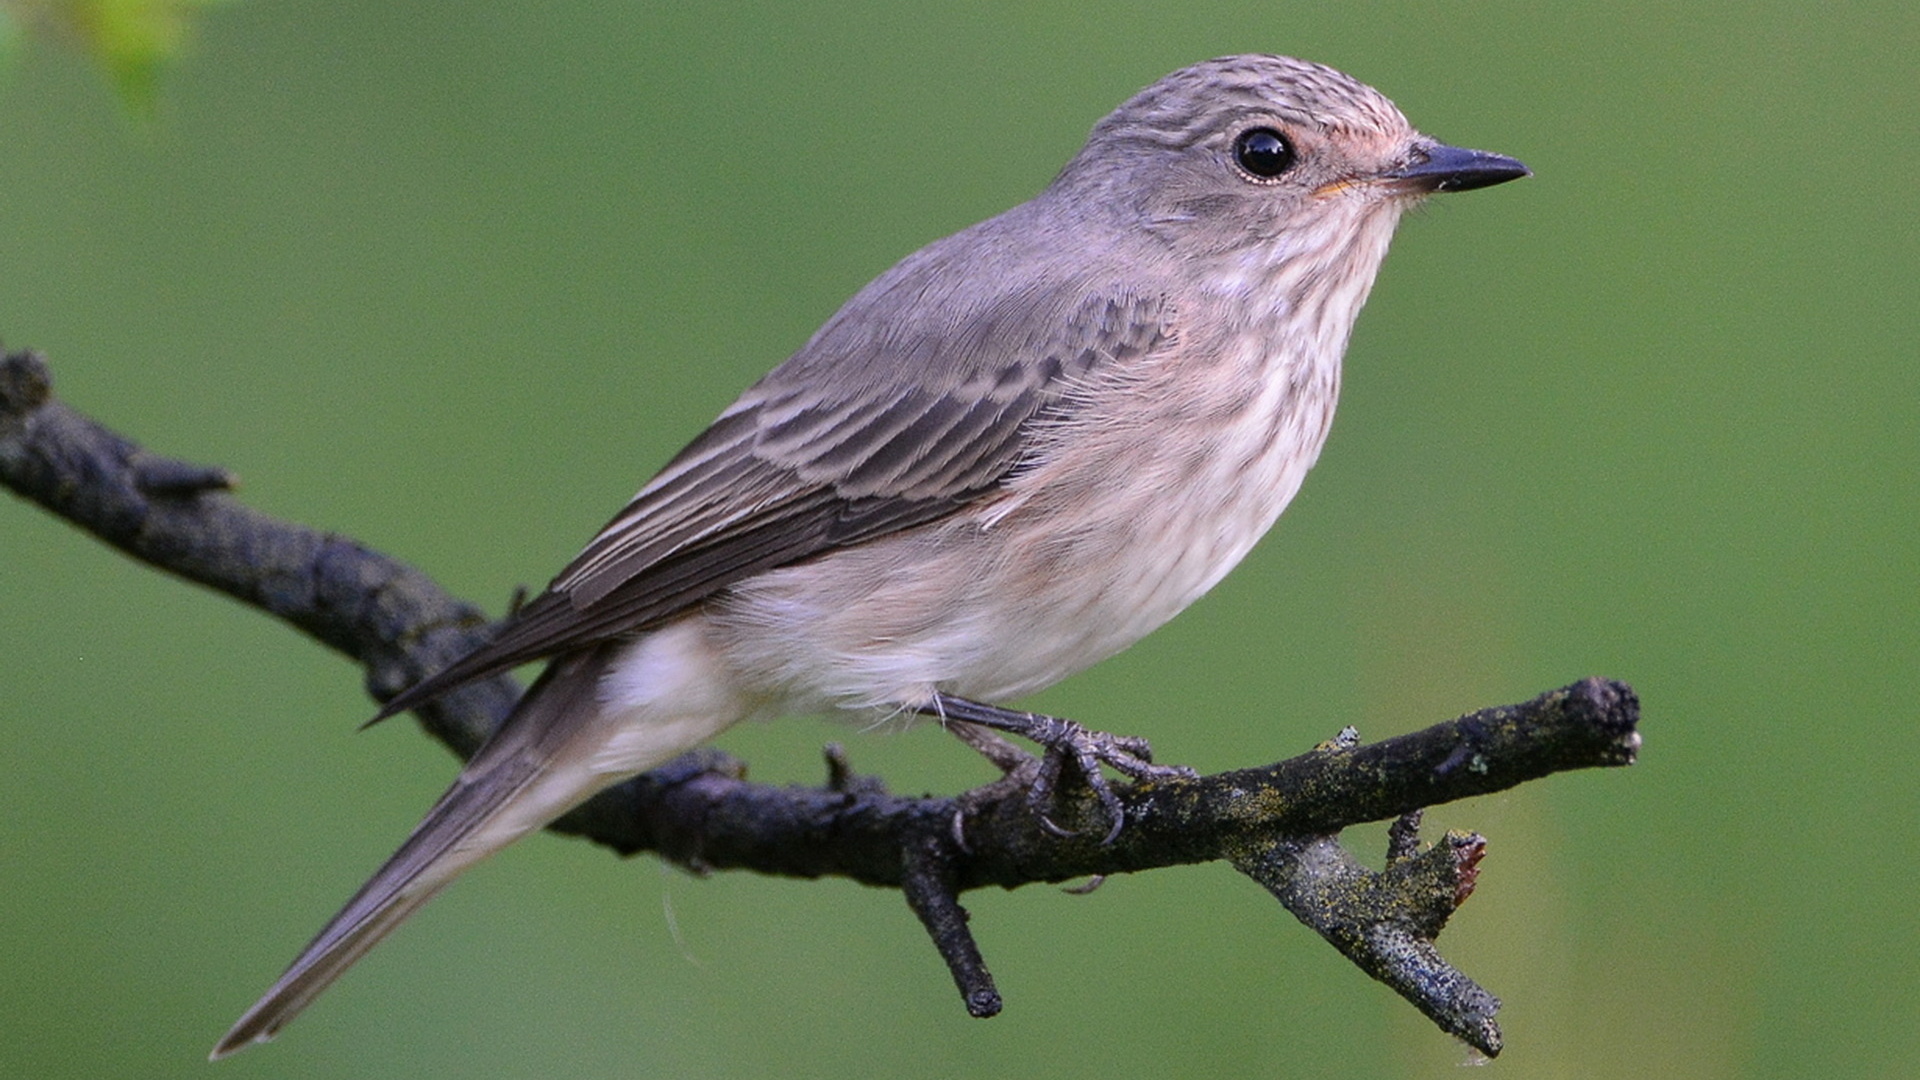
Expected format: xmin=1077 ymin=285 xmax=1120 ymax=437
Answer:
xmin=927 ymin=694 xmax=1195 ymax=844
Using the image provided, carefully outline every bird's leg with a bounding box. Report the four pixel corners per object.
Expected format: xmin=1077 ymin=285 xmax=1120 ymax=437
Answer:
xmin=921 ymin=694 xmax=1197 ymax=844
xmin=945 ymin=720 xmax=1037 ymax=775
xmin=938 ymin=721 xmax=1045 ymax=851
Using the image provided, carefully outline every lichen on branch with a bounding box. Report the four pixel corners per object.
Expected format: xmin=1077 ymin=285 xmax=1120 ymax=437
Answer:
xmin=0 ymin=345 xmax=1640 ymax=1057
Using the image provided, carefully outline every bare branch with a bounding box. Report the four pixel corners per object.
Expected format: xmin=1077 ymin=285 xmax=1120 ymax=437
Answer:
xmin=1 ymin=345 xmax=1640 ymax=1056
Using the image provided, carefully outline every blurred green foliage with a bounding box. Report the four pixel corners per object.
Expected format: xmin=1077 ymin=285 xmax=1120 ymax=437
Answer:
xmin=0 ymin=0 xmax=232 ymax=112
xmin=2 ymin=3 xmax=1916 ymax=1079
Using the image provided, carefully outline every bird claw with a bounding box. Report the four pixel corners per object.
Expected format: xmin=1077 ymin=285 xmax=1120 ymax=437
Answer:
xmin=930 ymin=696 xmax=1194 ymax=845
xmin=1023 ymin=717 xmax=1196 ymax=844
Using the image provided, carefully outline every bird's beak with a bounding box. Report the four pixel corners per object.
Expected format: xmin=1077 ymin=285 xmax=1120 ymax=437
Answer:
xmin=1381 ymin=142 xmax=1531 ymax=194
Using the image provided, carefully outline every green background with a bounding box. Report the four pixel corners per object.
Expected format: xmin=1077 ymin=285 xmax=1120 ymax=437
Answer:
xmin=3 ymin=2 xmax=1915 ymax=1077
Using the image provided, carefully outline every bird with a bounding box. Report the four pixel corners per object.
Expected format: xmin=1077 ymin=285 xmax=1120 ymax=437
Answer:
xmin=212 ymin=53 xmax=1528 ymax=1057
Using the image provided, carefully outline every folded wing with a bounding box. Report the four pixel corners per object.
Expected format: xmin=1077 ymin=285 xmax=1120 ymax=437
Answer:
xmin=373 ymin=284 xmax=1173 ymax=721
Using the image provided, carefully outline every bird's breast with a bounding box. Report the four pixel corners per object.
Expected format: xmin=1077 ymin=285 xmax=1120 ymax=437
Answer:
xmin=1030 ymin=324 xmax=1343 ymax=641
xmin=707 ymin=322 xmax=1345 ymax=713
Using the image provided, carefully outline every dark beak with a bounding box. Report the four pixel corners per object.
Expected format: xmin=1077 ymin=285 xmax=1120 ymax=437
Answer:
xmin=1385 ymin=142 xmax=1531 ymax=193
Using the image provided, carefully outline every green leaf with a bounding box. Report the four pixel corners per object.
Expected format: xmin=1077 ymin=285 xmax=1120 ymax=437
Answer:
xmin=0 ymin=0 xmax=237 ymax=115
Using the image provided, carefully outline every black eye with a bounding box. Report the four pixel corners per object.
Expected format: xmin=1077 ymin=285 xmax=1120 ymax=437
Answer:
xmin=1233 ymin=127 xmax=1296 ymax=179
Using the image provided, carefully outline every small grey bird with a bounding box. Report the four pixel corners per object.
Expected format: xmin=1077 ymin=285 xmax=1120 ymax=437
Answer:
xmin=213 ymin=53 xmax=1527 ymax=1057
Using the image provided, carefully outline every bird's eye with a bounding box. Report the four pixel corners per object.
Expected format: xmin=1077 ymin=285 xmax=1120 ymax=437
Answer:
xmin=1233 ymin=127 xmax=1296 ymax=179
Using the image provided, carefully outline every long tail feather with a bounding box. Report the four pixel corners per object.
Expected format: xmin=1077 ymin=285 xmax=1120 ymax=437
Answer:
xmin=212 ymin=646 xmax=614 ymax=1059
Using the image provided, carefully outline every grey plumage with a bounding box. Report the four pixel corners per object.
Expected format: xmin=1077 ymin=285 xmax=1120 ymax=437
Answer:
xmin=372 ymin=260 xmax=1175 ymax=719
xmin=213 ymin=54 xmax=1526 ymax=1058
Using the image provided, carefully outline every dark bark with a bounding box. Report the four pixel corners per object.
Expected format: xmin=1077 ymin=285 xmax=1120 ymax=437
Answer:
xmin=0 ymin=346 xmax=1640 ymax=1056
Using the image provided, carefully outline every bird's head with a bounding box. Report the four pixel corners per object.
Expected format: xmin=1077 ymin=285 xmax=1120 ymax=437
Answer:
xmin=1051 ymin=55 xmax=1528 ymax=261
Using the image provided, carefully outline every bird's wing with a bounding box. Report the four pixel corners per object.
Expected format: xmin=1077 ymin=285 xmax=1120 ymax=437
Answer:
xmin=372 ymin=280 xmax=1172 ymax=721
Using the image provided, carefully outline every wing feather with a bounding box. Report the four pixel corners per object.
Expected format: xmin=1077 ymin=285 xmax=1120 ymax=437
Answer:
xmin=374 ymin=218 xmax=1174 ymax=721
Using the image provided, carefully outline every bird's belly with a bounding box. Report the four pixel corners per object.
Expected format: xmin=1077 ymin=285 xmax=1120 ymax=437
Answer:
xmin=709 ymin=375 xmax=1332 ymax=713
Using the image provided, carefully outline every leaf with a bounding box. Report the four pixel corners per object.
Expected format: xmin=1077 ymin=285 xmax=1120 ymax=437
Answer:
xmin=0 ymin=0 xmax=237 ymax=115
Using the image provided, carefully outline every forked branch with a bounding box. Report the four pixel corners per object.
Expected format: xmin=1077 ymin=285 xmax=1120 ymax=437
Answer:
xmin=0 ymin=346 xmax=1639 ymax=1057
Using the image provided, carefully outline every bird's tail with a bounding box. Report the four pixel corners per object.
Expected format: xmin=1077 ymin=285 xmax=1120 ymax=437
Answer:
xmin=211 ymin=646 xmax=618 ymax=1060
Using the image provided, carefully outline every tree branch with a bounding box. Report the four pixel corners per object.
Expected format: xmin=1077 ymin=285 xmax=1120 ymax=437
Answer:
xmin=0 ymin=345 xmax=1640 ymax=1057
